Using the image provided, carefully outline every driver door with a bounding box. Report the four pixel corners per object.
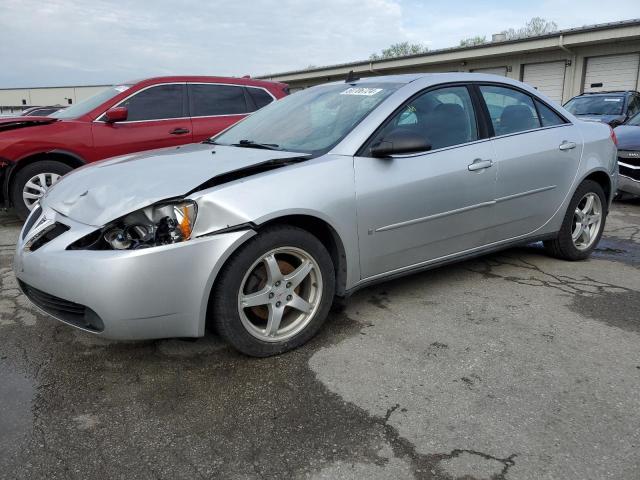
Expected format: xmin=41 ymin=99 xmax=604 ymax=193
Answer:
xmin=354 ymin=85 xmax=497 ymax=279
xmin=92 ymin=83 xmax=193 ymax=159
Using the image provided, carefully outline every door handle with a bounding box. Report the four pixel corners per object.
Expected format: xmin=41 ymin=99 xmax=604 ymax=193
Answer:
xmin=559 ymin=141 xmax=577 ymax=151
xmin=468 ymin=159 xmax=493 ymax=171
xmin=170 ymin=127 xmax=190 ymax=135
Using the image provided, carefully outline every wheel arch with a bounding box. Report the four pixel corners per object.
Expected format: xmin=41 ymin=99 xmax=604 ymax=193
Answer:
xmin=253 ymin=214 xmax=349 ymax=296
xmin=6 ymin=150 xmax=85 ymax=206
xmin=581 ymin=169 xmax=612 ymax=207
xmin=201 ymin=213 xmax=349 ymax=336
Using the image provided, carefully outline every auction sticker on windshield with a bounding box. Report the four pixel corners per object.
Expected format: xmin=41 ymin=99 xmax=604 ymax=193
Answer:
xmin=341 ymin=87 xmax=383 ymax=96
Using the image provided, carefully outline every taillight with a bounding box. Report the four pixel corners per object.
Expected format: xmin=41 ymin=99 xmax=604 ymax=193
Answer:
xmin=610 ymin=127 xmax=618 ymax=146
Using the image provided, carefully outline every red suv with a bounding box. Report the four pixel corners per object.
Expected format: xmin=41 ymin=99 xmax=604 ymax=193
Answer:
xmin=0 ymin=76 xmax=288 ymax=219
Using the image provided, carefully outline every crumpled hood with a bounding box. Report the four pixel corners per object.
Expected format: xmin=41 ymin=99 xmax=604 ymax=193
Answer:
xmin=614 ymin=125 xmax=640 ymax=151
xmin=44 ymin=143 xmax=308 ymax=226
xmin=0 ymin=115 xmax=58 ymax=132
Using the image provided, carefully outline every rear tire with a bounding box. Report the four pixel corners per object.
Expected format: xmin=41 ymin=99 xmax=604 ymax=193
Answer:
xmin=210 ymin=225 xmax=335 ymax=357
xmin=11 ymin=160 xmax=73 ymax=220
xmin=543 ymin=180 xmax=606 ymax=261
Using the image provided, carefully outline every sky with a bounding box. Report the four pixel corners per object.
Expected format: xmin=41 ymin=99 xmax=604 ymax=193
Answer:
xmin=0 ymin=0 xmax=638 ymax=88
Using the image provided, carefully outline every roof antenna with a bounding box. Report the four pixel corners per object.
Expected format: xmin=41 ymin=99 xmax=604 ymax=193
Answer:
xmin=345 ymin=70 xmax=359 ymax=83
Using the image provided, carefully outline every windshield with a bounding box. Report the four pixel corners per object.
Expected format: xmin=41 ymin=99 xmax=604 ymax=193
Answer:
xmin=50 ymin=85 xmax=131 ymax=119
xmin=564 ymin=95 xmax=624 ymax=116
xmin=213 ymin=83 xmax=402 ymax=155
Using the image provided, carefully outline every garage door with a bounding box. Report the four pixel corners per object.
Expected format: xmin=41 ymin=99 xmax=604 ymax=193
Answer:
xmin=584 ymin=54 xmax=640 ymax=92
xmin=523 ymin=61 xmax=566 ymax=103
xmin=472 ymin=66 xmax=507 ymax=76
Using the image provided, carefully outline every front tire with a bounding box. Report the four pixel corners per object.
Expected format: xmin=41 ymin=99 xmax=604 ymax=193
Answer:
xmin=210 ymin=225 xmax=335 ymax=357
xmin=543 ymin=180 xmax=607 ymax=261
xmin=11 ymin=160 xmax=73 ymax=220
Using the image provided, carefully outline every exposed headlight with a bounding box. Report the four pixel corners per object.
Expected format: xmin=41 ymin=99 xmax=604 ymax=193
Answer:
xmin=68 ymin=200 xmax=197 ymax=251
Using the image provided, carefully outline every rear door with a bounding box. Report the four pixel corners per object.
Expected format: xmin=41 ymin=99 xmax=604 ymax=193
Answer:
xmin=477 ymin=84 xmax=582 ymax=242
xmin=92 ymin=83 xmax=192 ymax=159
xmin=187 ymin=83 xmax=252 ymax=141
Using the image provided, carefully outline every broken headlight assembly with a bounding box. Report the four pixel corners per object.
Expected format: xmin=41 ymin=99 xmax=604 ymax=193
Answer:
xmin=68 ymin=200 xmax=197 ymax=251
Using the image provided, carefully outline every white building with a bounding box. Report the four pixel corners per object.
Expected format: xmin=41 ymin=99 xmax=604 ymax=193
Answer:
xmin=258 ymin=19 xmax=640 ymax=104
xmin=0 ymin=85 xmax=110 ymax=115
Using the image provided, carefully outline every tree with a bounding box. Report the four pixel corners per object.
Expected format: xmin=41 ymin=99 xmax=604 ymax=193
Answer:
xmin=501 ymin=17 xmax=558 ymax=40
xmin=369 ymin=42 xmax=428 ymax=61
xmin=459 ymin=35 xmax=487 ymax=47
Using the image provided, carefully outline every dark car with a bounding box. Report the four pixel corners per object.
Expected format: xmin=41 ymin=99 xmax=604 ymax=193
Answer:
xmin=614 ymin=111 xmax=640 ymax=197
xmin=20 ymin=105 xmax=66 ymax=117
xmin=564 ymin=91 xmax=640 ymax=127
xmin=0 ymin=76 xmax=288 ymax=219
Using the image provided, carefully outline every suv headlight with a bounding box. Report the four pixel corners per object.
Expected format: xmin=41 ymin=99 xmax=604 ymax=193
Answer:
xmin=68 ymin=200 xmax=197 ymax=251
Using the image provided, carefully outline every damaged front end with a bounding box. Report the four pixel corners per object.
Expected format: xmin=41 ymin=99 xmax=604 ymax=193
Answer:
xmin=68 ymin=200 xmax=198 ymax=250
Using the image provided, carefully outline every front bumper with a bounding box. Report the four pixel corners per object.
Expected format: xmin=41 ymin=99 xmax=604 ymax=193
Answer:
xmin=14 ymin=206 xmax=255 ymax=340
xmin=617 ymin=152 xmax=640 ymax=196
xmin=618 ymin=175 xmax=640 ymax=196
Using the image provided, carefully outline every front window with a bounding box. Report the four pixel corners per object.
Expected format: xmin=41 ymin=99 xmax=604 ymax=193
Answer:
xmin=213 ymin=83 xmax=402 ymax=155
xmin=50 ymin=85 xmax=131 ymax=119
xmin=564 ymin=95 xmax=624 ymax=116
xmin=118 ymin=84 xmax=185 ymax=121
xmin=371 ymin=85 xmax=478 ymax=151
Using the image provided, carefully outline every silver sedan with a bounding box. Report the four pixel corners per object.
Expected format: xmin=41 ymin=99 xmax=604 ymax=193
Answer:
xmin=14 ymin=73 xmax=618 ymax=356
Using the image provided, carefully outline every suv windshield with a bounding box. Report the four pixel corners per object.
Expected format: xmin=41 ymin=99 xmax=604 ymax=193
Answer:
xmin=564 ymin=95 xmax=625 ymax=116
xmin=50 ymin=85 xmax=131 ymax=119
xmin=213 ymin=83 xmax=402 ymax=155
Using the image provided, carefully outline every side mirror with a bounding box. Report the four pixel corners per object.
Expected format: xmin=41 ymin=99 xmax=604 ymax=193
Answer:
xmin=608 ymin=118 xmax=623 ymax=128
xmin=370 ymin=129 xmax=431 ymax=158
xmin=105 ymin=106 xmax=128 ymax=123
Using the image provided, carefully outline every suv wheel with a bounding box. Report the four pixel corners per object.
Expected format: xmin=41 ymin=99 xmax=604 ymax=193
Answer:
xmin=210 ymin=225 xmax=335 ymax=357
xmin=11 ymin=160 xmax=73 ymax=220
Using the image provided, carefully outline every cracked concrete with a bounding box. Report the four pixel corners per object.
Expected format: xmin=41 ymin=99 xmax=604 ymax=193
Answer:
xmin=1 ymin=199 xmax=639 ymax=480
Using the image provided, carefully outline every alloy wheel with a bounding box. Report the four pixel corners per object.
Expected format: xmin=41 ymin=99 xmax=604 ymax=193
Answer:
xmin=237 ymin=247 xmax=323 ymax=342
xmin=571 ymin=192 xmax=602 ymax=251
xmin=22 ymin=172 xmax=61 ymax=210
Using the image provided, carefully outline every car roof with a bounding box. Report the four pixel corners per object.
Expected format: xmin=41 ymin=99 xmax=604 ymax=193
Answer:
xmin=122 ymin=75 xmax=288 ymax=89
xmin=324 ymin=72 xmax=540 ymax=91
xmin=574 ymin=91 xmax=637 ymax=96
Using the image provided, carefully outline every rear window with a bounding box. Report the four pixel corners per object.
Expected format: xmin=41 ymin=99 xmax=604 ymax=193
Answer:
xmin=189 ymin=84 xmax=248 ymax=116
xmin=535 ymin=100 xmax=566 ymax=127
xmin=479 ymin=85 xmax=540 ymax=135
xmin=247 ymin=88 xmax=274 ymax=110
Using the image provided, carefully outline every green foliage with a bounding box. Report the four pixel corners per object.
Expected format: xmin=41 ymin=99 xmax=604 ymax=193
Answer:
xmin=501 ymin=17 xmax=558 ymax=40
xmin=369 ymin=42 xmax=428 ymax=61
xmin=459 ymin=35 xmax=487 ymax=47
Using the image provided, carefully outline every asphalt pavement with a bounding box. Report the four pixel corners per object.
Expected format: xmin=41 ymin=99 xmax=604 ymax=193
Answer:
xmin=1 ymin=200 xmax=639 ymax=480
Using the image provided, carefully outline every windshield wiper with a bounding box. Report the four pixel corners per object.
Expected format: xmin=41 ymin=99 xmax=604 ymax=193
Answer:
xmin=202 ymin=138 xmax=220 ymax=145
xmin=232 ymin=139 xmax=281 ymax=150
